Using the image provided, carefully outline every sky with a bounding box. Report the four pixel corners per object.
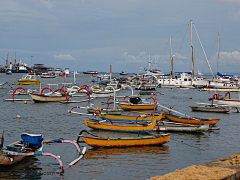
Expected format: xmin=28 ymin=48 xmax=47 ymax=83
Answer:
xmin=0 ymin=0 xmax=240 ymax=74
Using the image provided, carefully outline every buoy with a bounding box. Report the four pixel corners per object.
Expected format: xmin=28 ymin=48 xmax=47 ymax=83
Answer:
xmin=16 ymin=115 xmax=21 ymax=119
xmin=24 ymin=101 xmax=27 ymax=104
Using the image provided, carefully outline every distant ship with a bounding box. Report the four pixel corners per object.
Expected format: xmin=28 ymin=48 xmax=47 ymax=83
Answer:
xmin=27 ymin=64 xmax=53 ymax=75
xmin=83 ymin=71 xmax=98 ymax=74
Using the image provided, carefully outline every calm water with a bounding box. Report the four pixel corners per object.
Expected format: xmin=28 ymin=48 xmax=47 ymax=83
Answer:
xmin=0 ymin=73 xmax=240 ymax=180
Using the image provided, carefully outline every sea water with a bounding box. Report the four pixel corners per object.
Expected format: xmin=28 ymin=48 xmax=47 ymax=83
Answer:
xmin=0 ymin=73 xmax=240 ymax=180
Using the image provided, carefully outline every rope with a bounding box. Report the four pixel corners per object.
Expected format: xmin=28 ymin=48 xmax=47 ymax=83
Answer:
xmin=193 ymin=24 xmax=214 ymax=78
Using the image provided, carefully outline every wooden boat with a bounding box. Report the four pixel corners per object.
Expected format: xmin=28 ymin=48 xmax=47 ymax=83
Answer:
xmin=210 ymin=92 xmax=240 ymax=106
xmin=17 ymin=74 xmax=41 ymax=85
xmin=190 ymin=104 xmax=230 ymax=113
xmin=87 ymin=106 xmax=123 ymax=115
xmin=164 ymin=113 xmax=220 ymax=125
xmin=30 ymin=93 xmax=70 ymax=102
xmin=99 ymin=112 xmax=163 ymax=122
xmin=77 ymin=130 xmax=170 ymax=148
xmin=138 ymin=91 xmax=153 ymax=95
xmin=84 ymin=117 xmax=157 ymax=133
xmin=0 ymin=132 xmax=87 ymax=171
xmin=118 ymin=102 xmax=158 ymax=111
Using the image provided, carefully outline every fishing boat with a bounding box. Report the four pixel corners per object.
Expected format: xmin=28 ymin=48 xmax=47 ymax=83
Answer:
xmin=135 ymin=84 xmax=157 ymax=91
xmin=40 ymin=73 xmax=56 ymax=78
xmin=211 ymin=92 xmax=240 ymax=107
xmin=0 ymin=132 xmax=87 ymax=171
xmin=0 ymin=82 xmax=7 ymax=88
xmin=118 ymin=97 xmax=158 ymax=111
xmin=164 ymin=113 xmax=220 ymax=125
xmin=87 ymin=106 xmax=123 ymax=115
xmin=154 ymin=123 xmax=210 ymax=132
xmin=17 ymin=74 xmax=41 ymax=85
xmin=77 ymin=130 xmax=170 ymax=148
xmin=85 ymin=117 xmax=157 ymax=133
xmin=83 ymin=71 xmax=98 ymax=74
xmin=99 ymin=112 xmax=163 ymax=122
xmin=30 ymin=92 xmax=70 ymax=102
xmin=190 ymin=103 xmax=230 ymax=113
xmin=120 ymin=71 xmax=128 ymax=75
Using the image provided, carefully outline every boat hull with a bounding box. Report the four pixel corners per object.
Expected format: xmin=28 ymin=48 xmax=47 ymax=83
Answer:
xmin=164 ymin=114 xmax=220 ymax=125
xmin=99 ymin=113 xmax=162 ymax=122
xmin=87 ymin=108 xmax=123 ymax=115
xmin=30 ymin=93 xmax=69 ymax=102
xmin=118 ymin=103 xmax=158 ymax=111
xmin=85 ymin=118 xmax=156 ymax=133
xmin=80 ymin=134 xmax=170 ymax=147
xmin=17 ymin=80 xmax=41 ymax=85
xmin=190 ymin=106 xmax=230 ymax=113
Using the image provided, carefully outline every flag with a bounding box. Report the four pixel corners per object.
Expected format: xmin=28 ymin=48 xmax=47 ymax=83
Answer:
xmin=62 ymin=72 xmax=66 ymax=77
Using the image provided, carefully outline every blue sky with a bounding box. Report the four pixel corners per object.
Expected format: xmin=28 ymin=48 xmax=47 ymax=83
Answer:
xmin=0 ymin=0 xmax=240 ymax=74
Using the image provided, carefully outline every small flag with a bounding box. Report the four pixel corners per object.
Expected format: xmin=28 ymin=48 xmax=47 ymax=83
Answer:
xmin=62 ymin=72 xmax=66 ymax=77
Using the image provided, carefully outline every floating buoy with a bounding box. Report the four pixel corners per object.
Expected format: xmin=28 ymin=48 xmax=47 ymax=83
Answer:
xmin=24 ymin=101 xmax=27 ymax=104
xmin=16 ymin=115 xmax=21 ymax=119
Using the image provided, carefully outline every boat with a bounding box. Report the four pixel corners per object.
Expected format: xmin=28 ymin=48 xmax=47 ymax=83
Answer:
xmin=84 ymin=117 xmax=157 ymax=133
xmin=154 ymin=123 xmax=210 ymax=132
xmin=0 ymin=132 xmax=87 ymax=172
xmin=190 ymin=103 xmax=230 ymax=113
xmin=120 ymin=71 xmax=128 ymax=75
xmin=27 ymin=64 xmax=52 ymax=75
xmin=17 ymin=74 xmax=41 ymax=85
xmin=118 ymin=97 xmax=158 ymax=111
xmin=210 ymin=92 xmax=240 ymax=107
xmin=0 ymin=82 xmax=7 ymax=88
xmin=90 ymin=86 xmax=119 ymax=98
xmin=99 ymin=112 xmax=163 ymax=122
xmin=164 ymin=113 xmax=220 ymax=125
xmin=77 ymin=130 xmax=170 ymax=148
xmin=5 ymin=69 xmax=12 ymax=75
xmin=87 ymin=106 xmax=123 ymax=115
xmin=55 ymin=68 xmax=63 ymax=76
xmin=64 ymin=68 xmax=70 ymax=76
xmin=40 ymin=73 xmax=56 ymax=78
xmin=30 ymin=92 xmax=70 ymax=102
xmin=83 ymin=71 xmax=98 ymax=74
xmin=135 ymin=84 xmax=157 ymax=91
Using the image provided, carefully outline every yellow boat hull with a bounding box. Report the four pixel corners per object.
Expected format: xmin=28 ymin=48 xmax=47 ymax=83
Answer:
xmin=84 ymin=118 xmax=157 ymax=133
xmin=99 ymin=113 xmax=163 ymax=122
xmin=164 ymin=114 xmax=220 ymax=125
xmin=80 ymin=134 xmax=170 ymax=147
xmin=118 ymin=103 xmax=158 ymax=110
xmin=17 ymin=80 xmax=41 ymax=85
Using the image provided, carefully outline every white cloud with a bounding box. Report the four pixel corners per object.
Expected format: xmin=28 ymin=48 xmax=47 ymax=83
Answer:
xmin=215 ymin=0 xmax=240 ymax=7
xmin=54 ymin=54 xmax=75 ymax=61
xmin=120 ymin=51 xmax=148 ymax=64
xmin=219 ymin=51 xmax=240 ymax=62
xmin=174 ymin=53 xmax=188 ymax=60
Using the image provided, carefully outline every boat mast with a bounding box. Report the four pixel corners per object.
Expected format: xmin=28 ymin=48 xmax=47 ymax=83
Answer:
xmin=190 ymin=20 xmax=194 ymax=86
xmin=170 ymin=37 xmax=173 ymax=79
xmin=148 ymin=54 xmax=151 ymax=71
xmin=217 ymin=31 xmax=220 ymax=74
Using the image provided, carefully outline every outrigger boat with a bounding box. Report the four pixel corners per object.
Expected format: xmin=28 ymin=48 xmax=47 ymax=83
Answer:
xmin=84 ymin=117 xmax=157 ymax=133
xmin=99 ymin=112 xmax=163 ymax=123
xmin=164 ymin=113 xmax=220 ymax=126
xmin=118 ymin=97 xmax=158 ymax=111
xmin=0 ymin=132 xmax=87 ymax=172
xmin=77 ymin=130 xmax=170 ymax=148
xmin=87 ymin=106 xmax=123 ymax=115
xmin=210 ymin=92 xmax=240 ymax=107
xmin=30 ymin=87 xmax=70 ymax=102
xmin=190 ymin=103 xmax=230 ymax=113
xmin=0 ymin=82 xmax=7 ymax=89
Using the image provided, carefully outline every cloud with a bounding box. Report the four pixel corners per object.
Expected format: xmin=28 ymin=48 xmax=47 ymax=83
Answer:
xmin=215 ymin=0 xmax=240 ymax=7
xmin=219 ymin=51 xmax=240 ymax=62
xmin=119 ymin=51 xmax=148 ymax=65
xmin=174 ymin=53 xmax=188 ymax=60
xmin=54 ymin=54 xmax=75 ymax=61
xmin=39 ymin=0 xmax=53 ymax=9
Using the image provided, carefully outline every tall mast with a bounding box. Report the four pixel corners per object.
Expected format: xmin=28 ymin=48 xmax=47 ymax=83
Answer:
xmin=148 ymin=54 xmax=151 ymax=71
xmin=190 ymin=20 xmax=194 ymax=85
xmin=170 ymin=37 xmax=173 ymax=79
xmin=217 ymin=31 xmax=220 ymax=74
